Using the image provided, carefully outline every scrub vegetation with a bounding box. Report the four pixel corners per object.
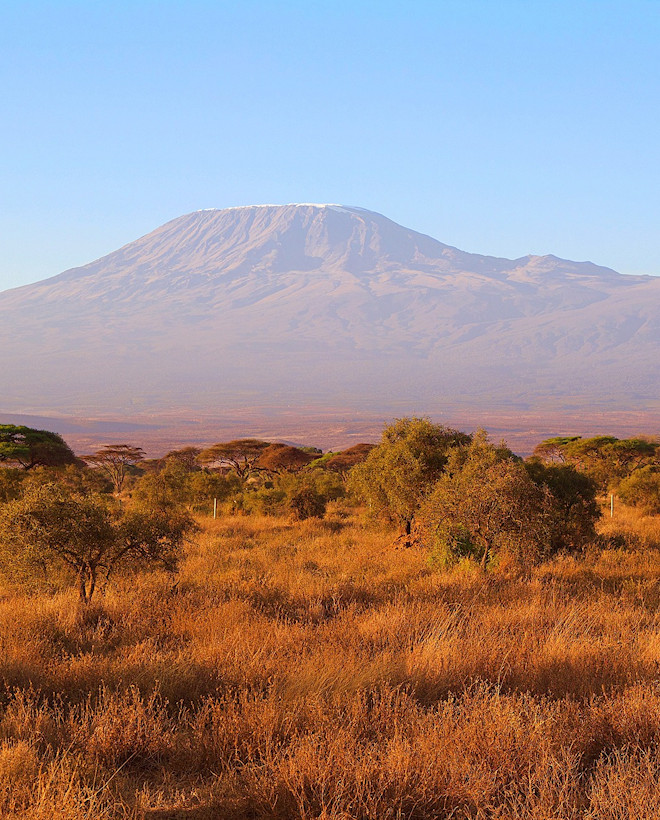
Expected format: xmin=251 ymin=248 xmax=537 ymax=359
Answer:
xmin=0 ymin=419 xmax=658 ymax=818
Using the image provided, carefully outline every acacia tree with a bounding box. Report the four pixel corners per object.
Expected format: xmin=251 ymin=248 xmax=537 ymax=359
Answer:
xmin=197 ymin=439 xmax=271 ymax=479
xmin=0 ymin=425 xmax=77 ymax=470
xmin=0 ymin=483 xmax=192 ymax=602
xmin=524 ymin=460 xmax=600 ymax=552
xmin=533 ymin=435 xmax=659 ymax=490
xmin=348 ymin=418 xmax=471 ymax=535
xmin=256 ymin=443 xmax=316 ymax=474
xmin=419 ymin=434 xmax=600 ymax=570
xmin=82 ymin=444 xmax=145 ymax=493
xmin=161 ymin=447 xmax=202 ymax=471
xmin=324 ymin=443 xmax=375 ymax=476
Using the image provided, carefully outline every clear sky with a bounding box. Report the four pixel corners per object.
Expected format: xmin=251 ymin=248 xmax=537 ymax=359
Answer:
xmin=1 ymin=0 xmax=659 ymax=291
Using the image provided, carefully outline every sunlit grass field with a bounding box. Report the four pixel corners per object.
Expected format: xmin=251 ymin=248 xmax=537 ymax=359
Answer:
xmin=1 ymin=504 xmax=660 ymax=818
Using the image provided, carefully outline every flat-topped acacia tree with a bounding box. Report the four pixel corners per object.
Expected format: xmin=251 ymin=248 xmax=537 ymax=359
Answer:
xmin=533 ymin=435 xmax=659 ymax=489
xmin=81 ymin=444 xmax=145 ymax=494
xmin=324 ymin=443 xmax=376 ymax=476
xmin=197 ymin=439 xmax=271 ymax=479
xmin=0 ymin=424 xmax=77 ymax=470
xmin=256 ymin=443 xmax=317 ymax=474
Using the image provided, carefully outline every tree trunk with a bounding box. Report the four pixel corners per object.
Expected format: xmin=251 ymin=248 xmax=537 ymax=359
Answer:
xmin=480 ymin=543 xmax=490 ymax=572
xmin=77 ymin=564 xmax=97 ymax=604
xmin=77 ymin=566 xmax=88 ymax=603
xmin=87 ymin=565 xmax=97 ymax=602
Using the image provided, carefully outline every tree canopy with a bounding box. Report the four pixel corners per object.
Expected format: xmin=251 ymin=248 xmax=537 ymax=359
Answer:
xmin=324 ymin=443 xmax=375 ymax=475
xmin=349 ymin=418 xmax=471 ymax=534
xmin=197 ymin=439 xmax=271 ymax=478
xmin=0 ymin=425 xmax=78 ymax=470
xmin=256 ymin=443 xmax=317 ymax=474
xmin=532 ymin=435 xmax=659 ymax=490
xmin=81 ymin=444 xmax=145 ymax=493
xmin=0 ymin=483 xmax=193 ymax=602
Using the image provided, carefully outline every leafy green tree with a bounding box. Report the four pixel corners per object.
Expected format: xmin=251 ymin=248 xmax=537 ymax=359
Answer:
xmin=524 ymin=461 xmax=600 ymax=552
xmin=0 ymin=425 xmax=77 ymax=470
xmin=533 ymin=435 xmax=658 ymax=490
xmin=130 ymin=461 xmax=191 ymax=512
xmin=81 ymin=444 xmax=146 ymax=493
xmin=617 ymin=466 xmax=660 ymax=515
xmin=187 ymin=470 xmax=242 ymax=513
xmin=349 ymin=418 xmax=471 ymax=535
xmin=418 ymin=436 xmax=552 ymax=570
xmin=0 ymin=483 xmax=192 ymax=602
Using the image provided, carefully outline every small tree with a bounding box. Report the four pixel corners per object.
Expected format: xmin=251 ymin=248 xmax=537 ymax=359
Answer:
xmin=418 ymin=439 xmax=552 ymax=571
xmin=0 ymin=425 xmax=77 ymax=470
xmin=187 ymin=470 xmax=242 ymax=513
xmin=349 ymin=418 xmax=471 ymax=535
xmin=130 ymin=461 xmax=192 ymax=512
xmin=525 ymin=460 xmax=600 ymax=551
xmin=617 ymin=466 xmax=660 ymax=515
xmin=0 ymin=484 xmax=192 ymax=602
xmin=82 ymin=444 xmax=146 ymax=494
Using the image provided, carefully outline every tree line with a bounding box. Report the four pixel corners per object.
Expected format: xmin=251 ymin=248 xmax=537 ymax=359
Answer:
xmin=0 ymin=420 xmax=658 ymax=601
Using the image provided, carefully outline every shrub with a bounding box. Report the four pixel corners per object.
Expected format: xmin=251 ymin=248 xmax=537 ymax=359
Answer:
xmin=419 ymin=455 xmax=552 ymax=571
xmin=525 ymin=461 xmax=600 ymax=551
xmin=618 ymin=467 xmax=660 ymax=515
xmin=289 ymin=486 xmax=327 ymax=520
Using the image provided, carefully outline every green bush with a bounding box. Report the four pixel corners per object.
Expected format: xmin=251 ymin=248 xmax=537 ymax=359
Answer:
xmin=0 ymin=483 xmax=193 ymax=602
xmin=618 ymin=466 xmax=660 ymax=514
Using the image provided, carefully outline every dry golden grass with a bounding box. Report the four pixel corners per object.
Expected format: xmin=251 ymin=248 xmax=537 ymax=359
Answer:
xmin=1 ymin=505 xmax=660 ymax=817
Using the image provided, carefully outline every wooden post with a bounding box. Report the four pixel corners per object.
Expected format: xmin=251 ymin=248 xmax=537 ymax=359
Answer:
xmin=610 ymin=493 xmax=614 ymax=518
xmin=213 ymin=498 xmax=217 ymax=519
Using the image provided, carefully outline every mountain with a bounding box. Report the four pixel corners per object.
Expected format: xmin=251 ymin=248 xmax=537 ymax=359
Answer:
xmin=1 ymin=204 xmax=659 ymax=430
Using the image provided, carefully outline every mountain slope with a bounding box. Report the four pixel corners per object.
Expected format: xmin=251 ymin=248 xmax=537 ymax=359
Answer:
xmin=1 ymin=204 xmax=659 ymax=418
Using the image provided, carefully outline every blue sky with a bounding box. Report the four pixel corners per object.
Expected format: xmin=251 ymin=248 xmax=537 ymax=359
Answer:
xmin=1 ymin=0 xmax=659 ymax=290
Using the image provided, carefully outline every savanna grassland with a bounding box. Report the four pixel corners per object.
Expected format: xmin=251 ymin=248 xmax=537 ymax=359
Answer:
xmin=2 ymin=504 xmax=660 ymax=819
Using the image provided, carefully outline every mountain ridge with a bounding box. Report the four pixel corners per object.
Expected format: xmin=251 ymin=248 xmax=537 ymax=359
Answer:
xmin=1 ymin=204 xmax=659 ymax=423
